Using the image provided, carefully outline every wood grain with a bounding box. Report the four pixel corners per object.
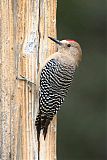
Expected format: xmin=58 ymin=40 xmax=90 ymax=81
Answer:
xmin=0 ymin=0 xmax=57 ymax=159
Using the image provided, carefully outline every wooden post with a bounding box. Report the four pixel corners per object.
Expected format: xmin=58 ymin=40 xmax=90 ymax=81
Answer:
xmin=0 ymin=0 xmax=57 ymax=160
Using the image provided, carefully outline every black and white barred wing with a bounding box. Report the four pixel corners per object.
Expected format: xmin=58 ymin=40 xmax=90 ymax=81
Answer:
xmin=35 ymin=58 xmax=75 ymax=140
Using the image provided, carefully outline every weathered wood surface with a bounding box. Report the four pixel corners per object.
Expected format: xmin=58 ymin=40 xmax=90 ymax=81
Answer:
xmin=0 ymin=0 xmax=57 ymax=159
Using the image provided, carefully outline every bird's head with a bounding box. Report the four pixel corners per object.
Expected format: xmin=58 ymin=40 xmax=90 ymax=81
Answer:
xmin=48 ymin=36 xmax=82 ymax=65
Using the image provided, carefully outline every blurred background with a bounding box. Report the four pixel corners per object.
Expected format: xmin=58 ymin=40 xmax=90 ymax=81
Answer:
xmin=57 ymin=0 xmax=106 ymax=160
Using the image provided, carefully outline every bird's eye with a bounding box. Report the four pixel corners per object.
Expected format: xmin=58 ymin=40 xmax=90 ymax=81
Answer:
xmin=67 ymin=44 xmax=71 ymax=47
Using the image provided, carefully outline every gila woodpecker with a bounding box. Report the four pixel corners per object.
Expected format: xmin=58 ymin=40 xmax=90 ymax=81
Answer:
xmin=35 ymin=36 xmax=82 ymax=141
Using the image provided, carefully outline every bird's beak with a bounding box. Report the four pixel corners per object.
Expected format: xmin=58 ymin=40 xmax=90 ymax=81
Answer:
xmin=48 ymin=36 xmax=62 ymax=45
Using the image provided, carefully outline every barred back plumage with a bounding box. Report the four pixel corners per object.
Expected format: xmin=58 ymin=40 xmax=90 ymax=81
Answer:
xmin=35 ymin=58 xmax=76 ymax=141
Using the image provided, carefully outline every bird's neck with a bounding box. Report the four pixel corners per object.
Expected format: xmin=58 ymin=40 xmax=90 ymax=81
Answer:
xmin=56 ymin=52 xmax=78 ymax=67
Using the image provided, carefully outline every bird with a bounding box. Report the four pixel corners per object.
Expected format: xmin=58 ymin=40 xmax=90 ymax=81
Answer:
xmin=35 ymin=36 xmax=82 ymax=141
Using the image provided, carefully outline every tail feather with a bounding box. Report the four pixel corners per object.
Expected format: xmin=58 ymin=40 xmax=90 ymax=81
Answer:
xmin=43 ymin=118 xmax=52 ymax=140
xmin=35 ymin=112 xmax=53 ymax=140
xmin=35 ymin=113 xmax=41 ymax=142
